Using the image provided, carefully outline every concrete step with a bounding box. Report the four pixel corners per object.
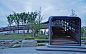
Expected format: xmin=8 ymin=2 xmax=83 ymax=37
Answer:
xmin=47 ymin=45 xmax=86 ymax=49
xmin=53 ymin=34 xmax=67 ymax=36
xmin=36 ymin=46 xmax=86 ymax=53
xmin=52 ymin=34 xmax=67 ymax=37
xmin=52 ymin=39 xmax=76 ymax=42
xmin=52 ymin=37 xmax=73 ymax=39
xmin=51 ymin=43 xmax=80 ymax=46
xmin=52 ymin=41 xmax=78 ymax=44
xmin=52 ymin=36 xmax=69 ymax=38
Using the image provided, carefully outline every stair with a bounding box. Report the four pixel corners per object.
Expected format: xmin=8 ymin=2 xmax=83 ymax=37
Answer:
xmin=36 ymin=46 xmax=86 ymax=53
xmin=51 ymin=26 xmax=79 ymax=46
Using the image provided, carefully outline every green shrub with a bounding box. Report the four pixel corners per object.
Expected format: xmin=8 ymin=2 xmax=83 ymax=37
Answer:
xmin=24 ymin=36 xmax=38 ymax=40
xmin=0 ymin=41 xmax=5 ymax=42
xmin=9 ymin=45 xmax=21 ymax=48
xmin=38 ymin=45 xmax=45 ymax=46
xmin=84 ymin=42 xmax=86 ymax=45
xmin=2 ymin=48 xmax=4 ymax=49
xmin=41 ymin=31 xmax=43 ymax=35
xmin=14 ymin=45 xmax=21 ymax=48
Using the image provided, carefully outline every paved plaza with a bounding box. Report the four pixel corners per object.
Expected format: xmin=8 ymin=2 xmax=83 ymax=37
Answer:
xmin=0 ymin=45 xmax=86 ymax=54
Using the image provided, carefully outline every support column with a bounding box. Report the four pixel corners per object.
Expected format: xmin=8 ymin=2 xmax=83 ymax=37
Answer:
xmin=79 ymin=19 xmax=81 ymax=45
xmin=13 ymin=30 xmax=15 ymax=33
xmin=49 ymin=18 xmax=52 ymax=45
xmin=44 ymin=29 xmax=46 ymax=35
xmin=27 ymin=29 xmax=29 ymax=34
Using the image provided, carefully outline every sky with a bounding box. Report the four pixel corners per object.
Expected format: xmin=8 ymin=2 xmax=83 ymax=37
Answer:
xmin=0 ymin=0 xmax=86 ymax=27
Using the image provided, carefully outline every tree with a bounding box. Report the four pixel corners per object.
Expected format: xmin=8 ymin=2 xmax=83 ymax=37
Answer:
xmin=81 ymin=27 xmax=85 ymax=37
xmin=28 ymin=11 xmax=38 ymax=37
xmin=41 ymin=30 xmax=43 ymax=35
xmin=31 ymin=7 xmax=45 ymax=38
xmin=70 ymin=9 xmax=77 ymax=17
xmin=37 ymin=7 xmax=45 ymax=34
xmin=85 ymin=31 xmax=86 ymax=37
xmin=13 ymin=12 xmax=20 ymax=34
xmin=7 ymin=9 xmax=44 ymax=37
xmin=31 ymin=21 xmax=44 ymax=38
xmin=29 ymin=12 xmax=38 ymax=33
xmin=25 ymin=12 xmax=32 ymax=34
xmin=26 ymin=12 xmax=30 ymax=34
xmin=22 ymin=12 xmax=28 ymax=36
xmin=17 ymin=12 xmax=27 ymax=36
xmin=6 ymin=14 xmax=14 ymax=33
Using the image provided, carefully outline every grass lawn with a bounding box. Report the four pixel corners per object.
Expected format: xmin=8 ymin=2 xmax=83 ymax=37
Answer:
xmin=81 ymin=37 xmax=86 ymax=40
xmin=0 ymin=33 xmax=48 ymax=40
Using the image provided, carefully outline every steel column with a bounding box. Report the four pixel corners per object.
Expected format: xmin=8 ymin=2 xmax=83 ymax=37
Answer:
xmin=79 ymin=19 xmax=81 ymax=45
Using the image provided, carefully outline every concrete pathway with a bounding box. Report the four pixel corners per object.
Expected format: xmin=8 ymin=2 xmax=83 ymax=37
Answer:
xmin=0 ymin=46 xmax=86 ymax=54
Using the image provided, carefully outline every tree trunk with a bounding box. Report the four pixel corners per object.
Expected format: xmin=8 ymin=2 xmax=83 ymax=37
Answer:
xmin=9 ymin=24 xmax=11 ymax=33
xmin=18 ymin=25 xmax=19 ymax=34
xmin=23 ymin=26 xmax=25 ymax=36
xmin=23 ymin=31 xmax=25 ymax=36
xmin=31 ymin=29 xmax=33 ymax=36
xmin=27 ymin=29 xmax=29 ymax=34
xmin=13 ymin=26 xmax=15 ymax=33
xmin=27 ymin=25 xmax=29 ymax=34
xmin=44 ymin=30 xmax=46 ymax=35
xmin=39 ymin=29 xmax=40 ymax=35
xmin=14 ymin=27 xmax=16 ymax=33
xmin=13 ymin=30 xmax=15 ymax=33
xmin=37 ymin=32 xmax=38 ymax=38
xmin=33 ymin=33 xmax=35 ymax=37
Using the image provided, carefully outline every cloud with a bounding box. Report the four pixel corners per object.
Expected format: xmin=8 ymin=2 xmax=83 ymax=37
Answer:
xmin=0 ymin=0 xmax=86 ymax=27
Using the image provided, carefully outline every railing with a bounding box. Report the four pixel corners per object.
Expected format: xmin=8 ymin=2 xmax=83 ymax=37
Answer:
xmin=0 ymin=24 xmax=48 ymax=32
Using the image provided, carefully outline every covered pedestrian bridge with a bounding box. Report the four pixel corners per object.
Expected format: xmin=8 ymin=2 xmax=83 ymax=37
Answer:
xmin=43 ymin=16 xmax=81 ymax=46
